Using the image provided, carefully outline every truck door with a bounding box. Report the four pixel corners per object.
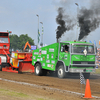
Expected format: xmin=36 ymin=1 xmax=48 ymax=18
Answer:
xmin=59 ymin=43 xmax=70 ymax=67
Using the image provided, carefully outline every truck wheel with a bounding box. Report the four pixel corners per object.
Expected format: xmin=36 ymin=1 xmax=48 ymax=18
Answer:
xmin=83 ymin=73 xmax=90 ymax=79
xmin=35 ymin=63 xmax=42 ymax=76
xmin=0 ymin=65 xmax=2 ymax=71
xmin=57 ymin=65 xmax=66 ymax=78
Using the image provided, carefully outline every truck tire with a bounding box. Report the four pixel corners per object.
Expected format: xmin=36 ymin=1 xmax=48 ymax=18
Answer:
xmin=0 ymin=65 xmax=2 ymax=71
xmin=83 ymin=73 xmax=90 ymax=79
xmin=35 ymin=63 xmax=43 ymax=76
xmin=57 ymin=65 xmax=66 ymax=78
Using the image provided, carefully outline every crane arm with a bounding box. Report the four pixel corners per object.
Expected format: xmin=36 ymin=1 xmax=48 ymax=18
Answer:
xmin=23 ymin=41 xmax=31 ymax=51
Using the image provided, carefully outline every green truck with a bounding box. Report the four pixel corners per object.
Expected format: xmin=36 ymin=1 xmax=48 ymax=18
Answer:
xmin=32 ymin=41 xmax=96 ymax=78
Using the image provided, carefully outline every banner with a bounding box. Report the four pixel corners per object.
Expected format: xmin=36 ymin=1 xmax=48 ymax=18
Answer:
xmin=99 ymin=40 xmax=100 ymax=45
xmin=38 ymin=29 xmax=40 ymax=43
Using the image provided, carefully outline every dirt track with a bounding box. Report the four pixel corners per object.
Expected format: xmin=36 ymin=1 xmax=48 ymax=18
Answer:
xmin=0 ymin=71 xmax=100 ymax=100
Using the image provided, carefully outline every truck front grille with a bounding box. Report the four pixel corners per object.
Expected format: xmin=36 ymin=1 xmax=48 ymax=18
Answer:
xmin=73 ymin=61 xmax=95 ymax=64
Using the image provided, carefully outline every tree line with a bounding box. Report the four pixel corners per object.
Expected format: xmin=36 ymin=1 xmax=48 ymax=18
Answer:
xmin=9 ymin=34 xmax=35 ymax=51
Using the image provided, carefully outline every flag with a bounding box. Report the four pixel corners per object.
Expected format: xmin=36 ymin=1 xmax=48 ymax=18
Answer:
xmin=38 ymin=29 xmax=40 ymax=43
xmin=89 ymin=40 xmax=92 ymax=43
xmin=80 ymin=72 xmax=85 ymax=84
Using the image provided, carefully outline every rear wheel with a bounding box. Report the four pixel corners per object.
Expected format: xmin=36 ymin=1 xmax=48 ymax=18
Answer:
xmin=35 ymin=63 xmax=42 ymax=76
xmin=57 ymin=65 xmax=66 ymax=78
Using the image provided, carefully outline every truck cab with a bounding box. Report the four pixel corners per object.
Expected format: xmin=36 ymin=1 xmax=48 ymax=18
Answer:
xmin=58 ymin=41 xmax=96 ymax=78
xmin=0 ymin=32 xmax=11 ymax=70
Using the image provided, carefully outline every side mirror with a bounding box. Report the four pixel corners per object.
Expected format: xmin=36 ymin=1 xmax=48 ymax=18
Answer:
xmin=61 ymin=46 xmax=63 ymax=52
xmin=61 ymin=44 xmax=63 ymax=52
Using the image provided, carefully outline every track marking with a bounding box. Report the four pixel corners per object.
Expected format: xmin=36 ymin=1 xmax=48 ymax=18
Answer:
xmin=0 ymin=78 xmax=100 ymax=99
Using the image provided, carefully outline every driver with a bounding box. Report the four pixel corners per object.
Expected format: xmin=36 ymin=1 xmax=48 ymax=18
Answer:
xmin=64 ymin=45 xmax=69 ymax=53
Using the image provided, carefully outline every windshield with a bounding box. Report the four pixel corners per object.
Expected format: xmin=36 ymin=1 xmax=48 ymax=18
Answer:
xmin=72 ymin=44 xmax=95 ymax=54
xmin=0 ymin=37 xmax=8 ymax=43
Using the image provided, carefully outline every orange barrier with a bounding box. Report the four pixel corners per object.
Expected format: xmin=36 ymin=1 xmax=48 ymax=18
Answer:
xmin=83 ymin=79 xmax=93 ymax=98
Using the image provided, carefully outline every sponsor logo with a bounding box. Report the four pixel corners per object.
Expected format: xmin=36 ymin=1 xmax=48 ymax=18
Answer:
xmin=37 ymin=59 xmax=40 ymax=61
xmin=42 ymin=50 xmax=47 ymax=54
xmin=51 ymin=61 xmax=55 ymax=63
xmin=43 ymin=57 xmax=45 ymax=60
xmin=46 ymin=60 xmax=50 ymax=63
xmin=33 ymin=56 xmax=35 ymax=59
xmin=43 ymin=63 xmax=45 ymax=66
xmin=39 ymin=49 xmax=41 ymax=55
xmin=51 ymin=54 xmax=53 ymax=58
xmin=47 ymin=54 xmax=49 ymax=59
xmin=47 ymin=64 xmax=51 ymax=67
xmin=34 ymin=52 xmax=38 ymax=55
xmin=49 ymin=48 xmax=54 ymax=52
xmin=41 ymin=58 xmax=43 ymax=61
xmin=51 ymin=65 xmax=53 ymax=69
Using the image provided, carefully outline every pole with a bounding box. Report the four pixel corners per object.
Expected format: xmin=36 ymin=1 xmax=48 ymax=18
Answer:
xmin=36 ymin=14 xmax=39 ymax=48
xmin=42 ymin=24 xmax=44 ymax=46
xmin=42 ymin=24 xmax=43 ymax=46
xmin=40 ymin=22 xmax=43 ymax=47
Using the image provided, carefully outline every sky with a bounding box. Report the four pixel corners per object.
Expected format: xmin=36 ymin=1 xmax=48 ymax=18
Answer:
xmin=0 ymin=0 xmax=100 ymax=47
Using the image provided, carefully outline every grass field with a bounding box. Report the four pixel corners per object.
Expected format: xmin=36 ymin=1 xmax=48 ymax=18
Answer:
xmin=0 ymin=88 xmax=48 ymax=100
